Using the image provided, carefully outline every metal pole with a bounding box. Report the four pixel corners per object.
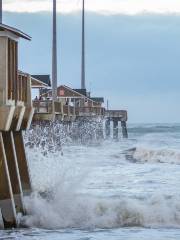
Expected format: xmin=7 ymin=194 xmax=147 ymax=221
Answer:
xmin=52 ymin=0 xmax=57 ymax=101
xmin=81 ymin=0 xmax=85 ymax=89
xmin=0 ymin=0 xmax=2 ymax=24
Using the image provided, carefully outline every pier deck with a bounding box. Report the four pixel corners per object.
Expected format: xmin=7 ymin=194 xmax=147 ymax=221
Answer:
xmin=105 ymin=110 xmax=128 ymax=121
xmin=33 ymin=100 xmax=105 ymax=121
xmin=105 ymin=110 xmax=128 ymax=139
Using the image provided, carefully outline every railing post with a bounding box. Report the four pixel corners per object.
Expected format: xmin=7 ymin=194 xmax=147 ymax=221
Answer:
xmin=46 ymin=101 xmax=49 ymax=113
xmin=61 ymin=102 xmax=64 ymax=119
xmin=38 ymin=101 xmax=40 ymax=113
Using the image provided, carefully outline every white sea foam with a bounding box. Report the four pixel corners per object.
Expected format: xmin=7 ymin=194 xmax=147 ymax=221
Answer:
xmin=133 ymin=147 xmax=180 ymax=164
xmin=22 ymin=190 xmax=180 ymax=229
xmin=22 ymin=146 xmax=180 ymax=229
xmin=22 ymin=126 xmax=180 ymax=230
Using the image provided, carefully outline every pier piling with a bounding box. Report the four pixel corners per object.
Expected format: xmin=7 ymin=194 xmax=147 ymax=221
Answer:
xmin=113 ymin=119 xmax=118 ymax=139
xmin=105 ymin=119 xmax=111 ymax=138
xmin=105 ymin=110 xmax=128 ymax=140
xmin=13 ymin=131 xmax=32 ymax=195
xmin=2 ymin=132 xmax=25 ymax=214
xmin=121 ymin=121 xmax=128 ymax=139
xmin=0 ymin=133 xmax=17 ymax=228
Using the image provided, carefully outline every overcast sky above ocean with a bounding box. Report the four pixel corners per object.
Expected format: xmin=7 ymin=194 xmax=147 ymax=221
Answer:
xmin=3 ymin=0 xmax=180 ymax=15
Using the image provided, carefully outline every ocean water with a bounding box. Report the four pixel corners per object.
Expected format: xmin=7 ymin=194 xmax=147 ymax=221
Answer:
xmin=1 ymin=123 xmax=180 ymax=239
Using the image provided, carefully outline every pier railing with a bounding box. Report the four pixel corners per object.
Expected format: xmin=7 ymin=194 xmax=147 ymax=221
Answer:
xmin=17 ymin=73 xmax=27 ymax=103
xmin=76 ymin=107 xmax=105 ymax=117
xmin=6 ymin=72 xmax=29 ymax=104
xmin=33 ymin=100 xmax=105 ymax=118
xmin=54 ymin=101 xmax=62 ymax=113
xmin=33 ymin=100 xmax=53 ymax=113
xmin=105 ymin=110 xmax=128 ymax=121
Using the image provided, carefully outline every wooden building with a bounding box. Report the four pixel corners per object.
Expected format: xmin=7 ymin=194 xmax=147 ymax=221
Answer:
xmin=33 ymin=84 xmax=105 ymax=121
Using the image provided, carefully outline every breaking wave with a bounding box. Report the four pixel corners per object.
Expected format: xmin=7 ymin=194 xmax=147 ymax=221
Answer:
xmin=22 ymin=191 xmax=180 ymax=229
xmin=22 ymin=124 xmax=180 ymax=230
xmin=22 ymin=144 xmax=180 ymax=230
xmin=133 ymin=147 xmax=180 ymax=164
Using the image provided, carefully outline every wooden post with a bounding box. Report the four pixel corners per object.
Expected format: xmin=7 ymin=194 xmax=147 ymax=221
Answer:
xmin=121 ymin=121 xmax=128 ymax=138
xmin=113 ymin=119 xmax=118 ymax=140
xmin=105 ymin=118 xmax=110 ymax=138
xmin=2 ymin=132 xmax=25 ymax=214
xmin=0 ymin=132 xmax=17 ymax=228
xmin=13 ymin=131 xmax=32 ymax=195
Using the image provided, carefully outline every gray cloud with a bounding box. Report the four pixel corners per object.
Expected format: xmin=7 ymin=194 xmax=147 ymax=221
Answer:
xmin=4 ymin=12 xmax=180 ymax=122
xmin=3 ymin=0 xmax=180 ymax=14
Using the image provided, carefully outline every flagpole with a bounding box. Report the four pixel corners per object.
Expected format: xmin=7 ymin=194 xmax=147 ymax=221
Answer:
xmin=51 ymin=0 xmax=58 ymax=120
xmin=52 ymin=0 xmax=57 ymax=101
xmin=0 ymin=0 xmax=2 ymax=23
xmin=81 ymin=0 xmax=85 ymax=89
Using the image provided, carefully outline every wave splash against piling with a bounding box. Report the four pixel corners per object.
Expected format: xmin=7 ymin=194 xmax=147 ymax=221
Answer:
xmin=22 ymin=124 xmax=180 ymax=229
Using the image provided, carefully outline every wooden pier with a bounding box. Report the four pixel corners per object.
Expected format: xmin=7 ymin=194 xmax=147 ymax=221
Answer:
xmin=31 ymin=82 xmax=128 ymax=138
xmin=105 ymin=110 xmax=128 ymax=139
xmin=32 ymin=85 xmax=106 ymax=121
xmin=0 ymin=23 xmax=33 ymax=228
xmin=0 ymin=0 xmax=128 ymax=229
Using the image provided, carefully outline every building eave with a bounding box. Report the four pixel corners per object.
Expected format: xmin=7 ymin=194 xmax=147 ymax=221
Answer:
xmin=0 ymin=23 xmax=31 ymax=40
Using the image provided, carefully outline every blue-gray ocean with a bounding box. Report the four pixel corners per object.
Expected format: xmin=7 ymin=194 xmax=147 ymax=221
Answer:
xmin=1 ymin=123 xmax=180 ymax=239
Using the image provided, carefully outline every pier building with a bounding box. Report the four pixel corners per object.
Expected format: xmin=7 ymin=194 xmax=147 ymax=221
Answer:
xmin=32 ymin=84 xmax=105 ymax=121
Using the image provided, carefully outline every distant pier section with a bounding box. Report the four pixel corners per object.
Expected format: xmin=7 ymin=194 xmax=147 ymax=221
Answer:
xmin=105 ymin=110 xmax=128 ymax=139
xmin=31 ymin=79 xmax=128 ymax=138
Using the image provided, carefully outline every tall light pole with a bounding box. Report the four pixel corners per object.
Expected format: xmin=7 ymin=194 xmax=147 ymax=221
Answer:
xmin=0 ymin=0 xmax=2 ymax=23
xmin=52 ymin=0 xmax=57 ymax=100
xmin=81 ymin=0 xmax=85 ymax=89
